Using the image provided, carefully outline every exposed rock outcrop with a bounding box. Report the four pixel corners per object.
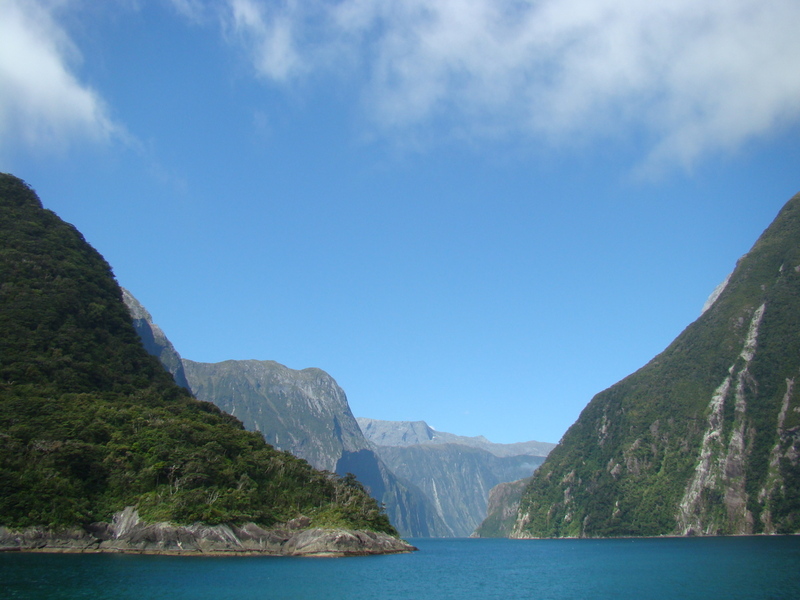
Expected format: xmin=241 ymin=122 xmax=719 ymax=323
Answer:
xmin=122 ymin=288 xmax=190 ymax=390
xmin=0 ymin=508 xmax=416 ymax=556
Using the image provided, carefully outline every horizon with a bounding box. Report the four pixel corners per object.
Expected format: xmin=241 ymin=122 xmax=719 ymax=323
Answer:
xmin=2 ymin=0 xmax=799 ymax=444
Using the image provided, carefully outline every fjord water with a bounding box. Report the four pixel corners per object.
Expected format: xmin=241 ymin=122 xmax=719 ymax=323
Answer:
xmin=3 ymin=536 xmax=799 ymax=600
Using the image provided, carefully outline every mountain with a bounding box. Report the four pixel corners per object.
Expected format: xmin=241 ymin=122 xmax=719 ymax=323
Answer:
xmin=178 ymin=358 xmax=451 ymax=537
xmin=358 ymin=417 xmax=556 ymax=457
xmin=122 ymin=288 xmax=190 ymax=390
xmin=474 ymin=477 xmax=531 ymax=538
xmin=0 ymin=173 xmax=395 ymax=539
xmin=360 ymin=418 xmax=551 ymax=536
xmin=182 ymin=359 xmax=368 ymax=473
xmin=512 ymin=191 xmax=800 ymax=538
xmin=334 ymin=448 xmax=452 ymax=537
xmin=373 ymin=444 xmax=545 ymax=536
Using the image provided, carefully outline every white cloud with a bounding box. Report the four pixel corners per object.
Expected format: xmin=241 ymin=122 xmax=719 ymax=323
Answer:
xmin=224 ymin=0 xmax=304 ymax=82
xmin=0 ymin=0 xmax=116 ymax=155
xmin=168 ymin=0 xmax=211 ymax=23
xmin=207 ymin=0 xmax=800 ymax=169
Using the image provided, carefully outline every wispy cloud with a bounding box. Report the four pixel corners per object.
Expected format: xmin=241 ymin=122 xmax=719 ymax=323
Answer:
xmin=207 ymin=0 xmax=800 ymax=170
xmin=0 ymin=0 xmax=118 ymax=157
xmin=223 ymin=0 xmax=305 ymax=82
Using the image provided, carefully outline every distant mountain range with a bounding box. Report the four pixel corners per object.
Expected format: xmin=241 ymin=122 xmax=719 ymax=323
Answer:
xmin=122 ymin=293 xmax=554 ymax=537
xmin=358 ymin=418 xmax=555 ymax=457
xmin=358 ymin=418 xmax=551 ymax=536
xmin=506 ymin=190 xmax=800 ymax=538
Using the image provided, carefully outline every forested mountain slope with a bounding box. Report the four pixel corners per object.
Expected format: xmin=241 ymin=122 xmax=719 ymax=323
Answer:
xmin=513 ymin=191 xmax=800 ymax=537
xmin=0 ymin=173 xmax=394 ymax=535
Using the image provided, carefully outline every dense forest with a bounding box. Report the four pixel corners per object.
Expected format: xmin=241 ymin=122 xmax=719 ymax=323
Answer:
xmin=0 ymin=173 xmax=394 ymax=534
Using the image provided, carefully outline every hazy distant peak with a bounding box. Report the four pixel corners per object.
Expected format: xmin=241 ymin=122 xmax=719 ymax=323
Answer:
xmin=356 ymin=417 xmax=555 ymax=458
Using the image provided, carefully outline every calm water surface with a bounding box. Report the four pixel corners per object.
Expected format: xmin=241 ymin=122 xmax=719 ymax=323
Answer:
xmin=3 ymin=536 xmax=799 ymax=599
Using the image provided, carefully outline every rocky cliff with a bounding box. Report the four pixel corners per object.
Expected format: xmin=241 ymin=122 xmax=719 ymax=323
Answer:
xmin=360 ymin=418 xmax=551 ymax=536
xmin=179 ymin=359 xmax=450 ymax=538
xmin=513 ymin=191 xmax=800 ymax=538
xmin=0 ymin=507 xmax=415 ymax=556
xmin=374 ymin=443 xmax=545 ymax=536
xmin=335 ymin=448 xmax=452 ymax=537
xmin=183 ymin=359 xmax=367 ymax=473
xmin=122 ymin=288 xmax=190 ymax=390
xmin=473 ymin=478 xmax=531 ymax=538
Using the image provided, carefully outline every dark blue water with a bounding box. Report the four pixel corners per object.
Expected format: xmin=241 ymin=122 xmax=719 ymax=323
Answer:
xmin=2 ymin=536 xmax=799 ymax=600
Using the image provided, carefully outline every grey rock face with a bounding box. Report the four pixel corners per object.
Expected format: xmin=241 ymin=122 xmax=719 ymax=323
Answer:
xmin=121 ymin=289 xmax=190 ymax=390
xmin=336 ymin=449 xmax=453 ymax=537
xmin=0 ymin=508 xmax=415 ymax=556
xmin=183 ymin=358 xmax=367 ymax=472
xmin=181 ymin=359 xmax=450 ymax=538
xmin=373 ymin=443 xmax=545 ymax=537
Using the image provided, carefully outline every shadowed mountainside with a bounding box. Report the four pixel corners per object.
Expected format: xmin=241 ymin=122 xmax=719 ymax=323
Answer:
xmin=360 ymin=418 xmax=551 ymax=536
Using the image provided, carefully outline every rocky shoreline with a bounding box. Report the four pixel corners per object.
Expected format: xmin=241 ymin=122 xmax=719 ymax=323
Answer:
xmin=0 ymin=508 xmax=416 ymax=557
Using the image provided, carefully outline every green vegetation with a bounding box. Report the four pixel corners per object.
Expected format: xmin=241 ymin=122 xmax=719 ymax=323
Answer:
xmin=0 ymin=173 xmax=395 ymax=535
xmin=515 ymin=191 xmax=800 ymax=537
xmin=473 ymin=478 xmax=529 ymax=538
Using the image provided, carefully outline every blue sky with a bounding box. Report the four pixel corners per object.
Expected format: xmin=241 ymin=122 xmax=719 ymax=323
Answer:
xmin=2 ymin=0 xmax=799 ymax=444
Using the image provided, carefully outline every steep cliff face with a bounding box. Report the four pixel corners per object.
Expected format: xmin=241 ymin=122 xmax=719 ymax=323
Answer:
xmin=374 ymin=443 xmax=545 ymax=537
xmin=360 ymin=418 xmax=551 ymax=536
xmin=513 ymin=191 xmax=800 ymax=538
xmin=122 ymin=289 xmax=190 ymax=390
xmin=335 ymin=449 xmax=452 ymax=537
xmin=183 ymin=359 xmax=367 ymax=472
xmin=475 ymin=477 xmax=531 ymax=538
xmin=180 ymin=359 xmax=450 ymax=538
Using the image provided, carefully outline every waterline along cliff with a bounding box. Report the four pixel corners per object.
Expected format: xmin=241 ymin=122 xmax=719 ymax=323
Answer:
xmin=511 ymin=191 xmax=800 ymax=538
xmin=0 ymin=173 xmax=410 ymax=555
